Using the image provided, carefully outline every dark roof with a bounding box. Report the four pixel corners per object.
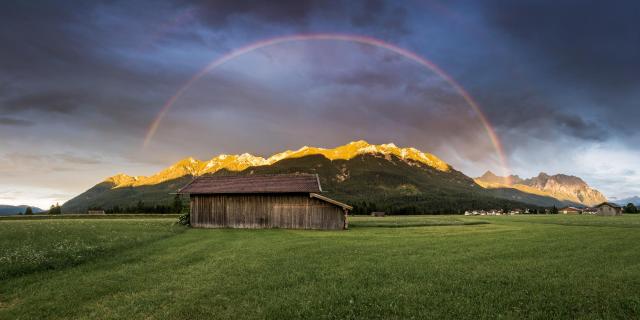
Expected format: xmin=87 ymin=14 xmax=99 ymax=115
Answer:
xmin=178 ymin=174 xmax=322 ymax=194
xmin=595 ymin=202 xmax=622 ymax=208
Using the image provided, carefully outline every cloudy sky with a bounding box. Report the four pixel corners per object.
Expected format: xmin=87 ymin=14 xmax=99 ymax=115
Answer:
xmin=1 ymin=0 xmax=639 ymax=208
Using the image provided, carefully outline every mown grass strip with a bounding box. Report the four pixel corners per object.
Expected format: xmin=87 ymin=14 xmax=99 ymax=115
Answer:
xmin=0 ymin=214 xmax=180 ymax=221
xmin=349 ymin=220 xmax=488 ymax=228
xmin=0 ymin=219 xmax=185 ymax=280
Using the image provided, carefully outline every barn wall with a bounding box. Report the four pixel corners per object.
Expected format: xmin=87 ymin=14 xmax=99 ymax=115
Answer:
xmin=190 ymin=194 xmax=346 ymax=230
xmin=597 ymin=205 xmax=621 ymax=216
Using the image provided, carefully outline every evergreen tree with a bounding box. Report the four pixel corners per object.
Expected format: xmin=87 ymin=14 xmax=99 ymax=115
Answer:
xmin=25 ymin=207 xmax=33 ymax=215
xmin=172 ymin=194 xmax=183 ymax=213
xmin=136 ymin=200 xmax=144 ymax=213
xmin=49 ymin=203 xmax=62 ymax=215
xmin=624 ymin=203 xmax=638 ymax=214
xmin=550 ymin=206 xmax=559 ymax=214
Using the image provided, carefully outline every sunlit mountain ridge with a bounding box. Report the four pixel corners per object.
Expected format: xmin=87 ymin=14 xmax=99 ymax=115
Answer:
xmin=107 ymin=140 xmax=451 ymax=187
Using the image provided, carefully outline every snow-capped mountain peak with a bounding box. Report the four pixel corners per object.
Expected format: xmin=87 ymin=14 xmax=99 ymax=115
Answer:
xmin=105 ymin=140 xmax=451 ymax=187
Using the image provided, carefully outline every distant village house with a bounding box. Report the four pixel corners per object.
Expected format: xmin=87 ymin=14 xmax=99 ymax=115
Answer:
xmin=559 ymin=207 xmax=582 ymax=214
xmin=464 ymin=209 xmax=520 ymax=216
xmin=178 ymin=174 xmax=351 ymax=230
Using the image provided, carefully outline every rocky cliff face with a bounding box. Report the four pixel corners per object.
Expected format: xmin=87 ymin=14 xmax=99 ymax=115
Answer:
xmin=476 ymin=171 xmax=607 ymax=206
xmin=521 ymin=173 xmax=607 ymax=206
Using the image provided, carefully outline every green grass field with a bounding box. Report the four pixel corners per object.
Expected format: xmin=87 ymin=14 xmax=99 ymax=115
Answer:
xmin=2 ymin=215 xmax=640 ymax=319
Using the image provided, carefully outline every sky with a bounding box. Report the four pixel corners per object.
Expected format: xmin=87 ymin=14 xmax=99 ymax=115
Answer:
xmin=1 ymin=0 xmax=639 ymax=208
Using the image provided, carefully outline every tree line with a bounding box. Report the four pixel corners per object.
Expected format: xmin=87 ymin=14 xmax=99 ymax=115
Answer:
xmin=49 ymin=203 xmax=62 ymax=214
xmin=49 ymin=196 xmax=640 ymax=215
xmin=624 ymin=203 xmax=638 ymax=213
xmin=16 ymin=204 xmax=60 ymax=215
xmin=89 ymin=195 xmax=186 ymax=214
xmin=349 ymin=199 xmax=551 ymax=215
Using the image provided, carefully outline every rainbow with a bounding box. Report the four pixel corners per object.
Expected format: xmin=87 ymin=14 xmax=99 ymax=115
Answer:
xmin=144 ymin=33 xmax=510 ymax=176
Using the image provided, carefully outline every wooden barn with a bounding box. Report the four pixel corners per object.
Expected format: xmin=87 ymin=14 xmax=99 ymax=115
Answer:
xmin=595 ymin=202 xmax=622 ymax=216
xmin=178 ymin=174 xmax=352 ymax=230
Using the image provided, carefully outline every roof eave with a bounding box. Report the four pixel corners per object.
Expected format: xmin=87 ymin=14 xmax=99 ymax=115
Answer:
xmin=179 ymin=190 xmax=320 ymax=195
xmin=595 ymin=202 xmax=622 ymax=208
xmin=310 ymin=193 xmax=353 ymax=210
xmin=176 ymin=177 xmax=199 ymax=194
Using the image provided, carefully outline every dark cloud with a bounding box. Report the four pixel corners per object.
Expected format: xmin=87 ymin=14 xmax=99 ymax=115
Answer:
xmin=555 ymin=114 xmax=609 ymax=142
xmin=330 ymin=70 xmax=404 ymax=88
xmin=3 ymin=91 xmax=82 ymax=114
xmin=350 ymin=0 xmax=409 ymax=35
xmin=57 ymin=154 xmax=103 ymax=165
xmin=0 ymin=2 xmax=97 ymax=72
xmin=185 ymin=0 xmax=409 ymax=36
xmin=188 ymin=0 xmax=318 ymax=27
xmin=0 ymin=152 xmax=102 ymax=174
xmin=0 ymin=117 xmax=34 ymax=127
xmin=479 ymin=93 xmax=610 ymax=144
xmin=482 ymin=0 xmax=640 ymax=92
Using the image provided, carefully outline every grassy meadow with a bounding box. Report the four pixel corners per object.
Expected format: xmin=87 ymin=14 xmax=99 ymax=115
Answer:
xmin=2 ymin=214 xmax=640 ymax=319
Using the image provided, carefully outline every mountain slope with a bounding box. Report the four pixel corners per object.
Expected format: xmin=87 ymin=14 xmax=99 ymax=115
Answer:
xmin=243 ymin=154 xmax=569 ymax=212
xmin=475 ymin=171 xmax=607 ymax=206
xmin=63 ymin=141 xmax=571 ymax=214
xmin=0 ymin=205 xmax=44 ymax=216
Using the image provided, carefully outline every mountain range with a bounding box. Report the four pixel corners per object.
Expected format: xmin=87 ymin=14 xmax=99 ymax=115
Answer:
xmin=614 ymin=196 xmax=640 ymax=206
xmin=474 ymin=171 xmax=607 ymax=207
xmin=62 ymin=141 xmax=607 ymax=214
xmin=104 ymin=141 xmax=449 ymax=188
xmin=0 ymin=205 xmax=44 ymax=216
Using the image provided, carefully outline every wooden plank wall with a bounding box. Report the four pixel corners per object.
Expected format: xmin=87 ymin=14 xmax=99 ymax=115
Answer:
xmin=190 ymin=194 xmax=346 ymax=230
